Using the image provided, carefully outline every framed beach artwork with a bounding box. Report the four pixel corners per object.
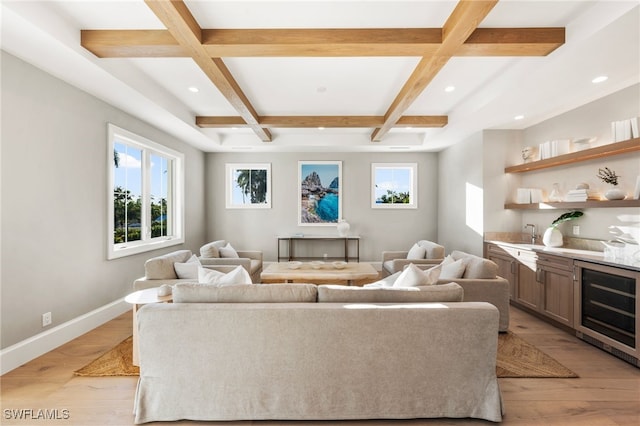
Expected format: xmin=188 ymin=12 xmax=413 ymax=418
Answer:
xmin=225 ymin=163 xmax=271 ymax=209
xmin=371 ymin=163 xmax=418 ymax=209
xmin=298 ymin=161 xmax=342 ymax=226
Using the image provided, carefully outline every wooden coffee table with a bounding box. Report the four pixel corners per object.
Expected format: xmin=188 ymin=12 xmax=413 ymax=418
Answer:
xmin=260 ymin=262 xmax=379 ymax=286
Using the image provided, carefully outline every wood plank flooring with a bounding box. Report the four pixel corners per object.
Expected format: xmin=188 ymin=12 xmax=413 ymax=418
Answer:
xmin=1 ymin=306 xmax=639 ymax=425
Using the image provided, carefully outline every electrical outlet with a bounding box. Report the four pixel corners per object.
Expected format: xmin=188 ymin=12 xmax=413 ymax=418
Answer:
xmin=573 ymin=225 xmax=580 ymax=235
xmin=42 ymin=312 xmax=52 ymax=327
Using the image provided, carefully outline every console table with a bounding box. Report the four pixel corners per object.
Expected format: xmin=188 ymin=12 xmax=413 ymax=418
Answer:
xmin=277 ymin=236 xmax=360 ymax=262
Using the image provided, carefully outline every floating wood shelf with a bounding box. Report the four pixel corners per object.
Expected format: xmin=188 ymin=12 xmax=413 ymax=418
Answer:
xmin=505 ymin=199 xmax=640 ymax=210
xmin=504 ymin=138 xmax=640 ymax=173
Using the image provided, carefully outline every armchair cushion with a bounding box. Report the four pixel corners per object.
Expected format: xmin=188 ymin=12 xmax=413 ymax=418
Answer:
xmin=145 ymin=250 xmax=193 ymax=280
xmin=407 ymin=243 xmax=426 ymax=259
xmin=219 ymin=243 xmax=239 ymax=258
xmin=200 ymin=240 xmax=227 ymax=258
xmin=173 ymin=254 xmax=201 ymax=279
xmin=417 ymin=240 xmax=446 ymax=259
xmin=381 ymin=240 xmax=445 ymax=277
xmin=451 ymin=250 xmax=498 ymax=279
xmin=198 ymin=265 xmax=253 ymax=286
xmin=393 ymin=263 xmax=441 ymax=287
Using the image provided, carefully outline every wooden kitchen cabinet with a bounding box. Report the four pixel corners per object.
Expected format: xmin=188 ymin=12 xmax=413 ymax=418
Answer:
xmin=485 ymin=242 xmax=575 ymax=328
xmin=486 ymin=244 xmax=517 ymax=300
xmin=537 ymin=253 xmax=575 ymax=328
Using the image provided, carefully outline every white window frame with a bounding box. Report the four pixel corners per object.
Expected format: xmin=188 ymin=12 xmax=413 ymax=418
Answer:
xmin=107 ymin=124 xmax=185 ymax=259
xmin=371 ymin=163 xmax=418 ymax=209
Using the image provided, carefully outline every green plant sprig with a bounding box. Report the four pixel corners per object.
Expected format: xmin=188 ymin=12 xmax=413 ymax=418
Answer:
xmin=551 ymin=210 xmax=583 ymax=227
xmin=597 ymin=167 xmax=619 ymax=186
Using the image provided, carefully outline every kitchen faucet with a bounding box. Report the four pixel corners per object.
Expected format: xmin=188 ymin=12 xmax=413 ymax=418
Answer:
xmin=524 ymin=224 xmax=537 ymax=244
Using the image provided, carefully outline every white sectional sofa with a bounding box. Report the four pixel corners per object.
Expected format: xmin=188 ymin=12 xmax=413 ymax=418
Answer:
xmin=133 ymin=284 xmax=503 ymax=424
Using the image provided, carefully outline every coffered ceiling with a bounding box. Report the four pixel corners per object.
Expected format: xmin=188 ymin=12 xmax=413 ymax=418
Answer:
xmin=2 ymin=1 xmax=639 ymax=152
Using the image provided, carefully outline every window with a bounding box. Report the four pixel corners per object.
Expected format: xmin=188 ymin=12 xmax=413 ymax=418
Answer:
xmin=108 ymin=124 xmax=184 ymax=259
xmin=371 ymin=163 xmax=418 ymax=209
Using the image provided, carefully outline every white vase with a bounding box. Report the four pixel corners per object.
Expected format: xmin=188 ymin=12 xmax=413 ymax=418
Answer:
xmin=604 ymin=187 xmax=626 ymax=200
xmin=337 ymin=220 xmax=350 ymax=237
xmin=542 ymin=227 xmax=563 ymax=247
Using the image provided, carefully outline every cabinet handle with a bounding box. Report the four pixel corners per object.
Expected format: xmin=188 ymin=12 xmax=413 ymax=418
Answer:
xmin=536 ymin=268 xmax=545 ymax=283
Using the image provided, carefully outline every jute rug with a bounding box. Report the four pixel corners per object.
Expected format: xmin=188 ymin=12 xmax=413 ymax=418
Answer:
xmin=74 ymin=332 xmax=577 ymax=378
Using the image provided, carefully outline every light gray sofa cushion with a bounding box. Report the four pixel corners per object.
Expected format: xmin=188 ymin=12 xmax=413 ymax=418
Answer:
xmin=318 ymin=283 xmax=463 ymax=303
xmin=173 ymin=283 xmax=318 ymax=303
xmin=145 ymin=250 xmax=193 ymax=280
xmin=451 ymin=250 xmax=498 ymax=279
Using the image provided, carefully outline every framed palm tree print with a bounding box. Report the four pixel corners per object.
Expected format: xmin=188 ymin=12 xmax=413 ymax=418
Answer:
xmin=225 ymin=163 xmax=271 ymax=209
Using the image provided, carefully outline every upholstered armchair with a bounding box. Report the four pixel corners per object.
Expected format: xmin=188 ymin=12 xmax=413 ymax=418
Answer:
xmin=199 ymin=240 xmax=263 ymax=283
xmin=416 ymin=250 xmax=510 ymax=332
xmin=381 ymin=240 xmax=445 ymax=277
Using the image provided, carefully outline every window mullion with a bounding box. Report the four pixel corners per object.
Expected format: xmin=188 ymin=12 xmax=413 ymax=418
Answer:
xmin=142 ymin=149 xmax=151 ymax=242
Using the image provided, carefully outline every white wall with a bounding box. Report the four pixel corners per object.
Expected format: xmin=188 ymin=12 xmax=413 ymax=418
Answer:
xmin=205 ymin=152 xmax=439 ymax=262
xmin=517 ymin=84 xmax=640 ymax=242
xmin=437 ymin=131 xmax=485 ymax=256
xmin=1 ymin=52 xmax=207 ymax=349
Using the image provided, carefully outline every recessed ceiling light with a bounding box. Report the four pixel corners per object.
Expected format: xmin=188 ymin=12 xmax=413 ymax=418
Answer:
xmin=318 ymin=127 xmax=325 ymax=130
xmin=592 ymin=75 xmax=608 ymax=83
xmin=514 ymin=115 xmax=524 ymax=120
xmin=317 ymin=86 xmax=327 ymax=93
xmin=188 ymin=86 xmax=199 ymax=93
xmin=444 ymin=86 xmax=456 ymax=92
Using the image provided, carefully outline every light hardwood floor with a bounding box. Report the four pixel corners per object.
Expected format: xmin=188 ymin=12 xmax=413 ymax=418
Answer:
xmin=1 ymin=306 xmax=639 ymax=425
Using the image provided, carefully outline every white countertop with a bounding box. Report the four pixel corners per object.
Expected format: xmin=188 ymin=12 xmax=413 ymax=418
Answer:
xmin=486 ymin=240 xmax=640 ymax=271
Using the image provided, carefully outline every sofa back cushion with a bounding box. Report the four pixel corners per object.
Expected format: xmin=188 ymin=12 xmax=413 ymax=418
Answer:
xmin=318 ymin=283 xmax=463 ymax=303
xmin=173 ymin=283 xmax=318 ymax=303
xmin=451 ymin=250 xmax=498 ymax=279
xmin=145 ymin=250 xmax=193 ymax=280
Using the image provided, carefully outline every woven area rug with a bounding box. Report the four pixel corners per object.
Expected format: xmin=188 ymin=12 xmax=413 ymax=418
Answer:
xmin=74 ymin=331 xmax=577 ymax=378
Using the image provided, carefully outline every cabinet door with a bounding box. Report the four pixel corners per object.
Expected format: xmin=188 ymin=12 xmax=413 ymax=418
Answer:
xmin=540 ymin=265 xmax=574 ymax=327
xmin=489 ymin=253 xmax=516 ymax=300
xmin=516 ymin=259 xmax=539 ymax=310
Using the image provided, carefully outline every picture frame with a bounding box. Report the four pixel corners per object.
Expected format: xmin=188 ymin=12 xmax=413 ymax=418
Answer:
xmin=225 ymin=163 xmax=271 ymax=209
xmin=298 ymin=161 xmax=342 ymax=226
xmin=371 ymin=163 xmax=418 ymax=209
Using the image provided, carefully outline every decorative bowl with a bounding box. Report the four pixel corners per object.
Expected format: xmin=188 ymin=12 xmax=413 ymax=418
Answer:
xmin=332 ymin=261 xmax=347 ymax=269
xmin=310 ymin=261 xmax=324 ymax=269
xmin=287 ymin=261 xmax=303 ymax=269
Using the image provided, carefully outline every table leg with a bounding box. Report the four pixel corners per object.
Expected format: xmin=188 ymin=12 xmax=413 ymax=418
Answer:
xmin=131 ymin=304 xmax=140 ymax=366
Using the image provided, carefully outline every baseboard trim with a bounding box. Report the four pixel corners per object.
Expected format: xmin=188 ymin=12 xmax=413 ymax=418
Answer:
xmin=0 ymin=298 xmax=130 ymax=375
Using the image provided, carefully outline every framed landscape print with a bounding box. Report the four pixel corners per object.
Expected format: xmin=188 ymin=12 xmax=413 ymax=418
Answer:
xmin=371 ymin=163 xmax=417 ymax=208
xmin=225 ymin=163 xmax=271 ymax=209
xmin=298 ymin=161 xmax=342 ymax=225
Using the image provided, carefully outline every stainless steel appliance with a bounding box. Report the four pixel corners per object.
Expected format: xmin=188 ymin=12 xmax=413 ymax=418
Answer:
xmin=574 ymin=260 xmax=639 ymax=367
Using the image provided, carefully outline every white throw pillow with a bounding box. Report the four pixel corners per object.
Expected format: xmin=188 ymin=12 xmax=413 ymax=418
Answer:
xmin=198 ymin=265 xmax=252 ymax=286
xmin=219 ymin=243 xmax=240 ymax=258
xmin=174 ymin=254 xmax=201 ymax=279
xmin=200 ymin=240 xmax=227 ymax=258
xmin=439 ymin=258 xmax=466 ymax=279
xmin=393 ymin=263 xmax=441 ymax=287
xmin=406 ymin=243 xmax=426 ymax=260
